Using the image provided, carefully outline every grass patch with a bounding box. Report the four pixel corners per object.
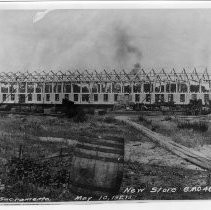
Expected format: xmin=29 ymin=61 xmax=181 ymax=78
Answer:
xmin=177 ymin=120 xmax=209 ymax=132
xmin=1 ymin=156 xmax=74 ymax=200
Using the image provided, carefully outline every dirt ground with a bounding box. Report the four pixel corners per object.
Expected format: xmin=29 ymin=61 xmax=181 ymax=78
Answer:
xmin=0 ymin=113 xmax=210 ymax=201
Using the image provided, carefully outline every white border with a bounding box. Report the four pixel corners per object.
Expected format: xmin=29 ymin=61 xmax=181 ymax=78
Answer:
xmin=1 ymin=1 xmax=211 ymax=9
xmin=1 ymin=1 xmax=211 ymax=210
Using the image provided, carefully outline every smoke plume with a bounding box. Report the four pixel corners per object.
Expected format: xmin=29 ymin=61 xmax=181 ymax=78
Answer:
xmin=114 ymin=25 xmax=142 ymax=67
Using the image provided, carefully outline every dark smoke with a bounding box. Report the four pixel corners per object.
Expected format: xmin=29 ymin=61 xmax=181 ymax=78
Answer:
xmin=114 ymin=25 xmax=142 ymax=67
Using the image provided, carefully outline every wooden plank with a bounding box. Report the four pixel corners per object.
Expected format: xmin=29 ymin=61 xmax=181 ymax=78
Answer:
xmin=116 ymin=116 xmax=211 ymax=170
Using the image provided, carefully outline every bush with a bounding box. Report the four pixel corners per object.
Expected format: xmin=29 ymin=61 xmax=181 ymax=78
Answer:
xmin=138 ymin=115 xmax=152 ymax=125
xmin=98 ymin=110 xmax=107 ymax=115
xmin=138 ymin=115 xmax=145 ymax=122
xmin=103 ymin=116 xmax=117 ymax=124
xmin=86 ymin=108 xmax=95 ymax=115
xmin=164 ymin=116 xmax=172 ymax=121
xmin=151 ymin=124 xmax=160 ymax=132
xmin=177 ymin=120 xmax=208 ymax=132
xmin=73 ymin=109 xmax=87 ymax=123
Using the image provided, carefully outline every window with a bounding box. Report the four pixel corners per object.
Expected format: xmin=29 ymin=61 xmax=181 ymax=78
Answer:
xmin=37 ymin=94 xmax=41 ymax=101
xmin=161 ymin=85 xmax=164 ymax=92
xmin=135 ymin=94 xmax=140 ymax=102
xmin=124 ymin=85 xmax=131 ymax=93
xmin=179 ymin=84 xmax=188 ymax=93
xmin=11 ymin=94 xmax=15 ymax=101
xmin=133 ymin=84 xmax=141 ymax=93
xmin=180 ymin=94 xmax=185 ymax=103
xmin=94 ymin=94 xmax=98 ymax=102
xmin=18 ymin=94 xmax=25 ymax=103
xmin=103 ymin=94 xmax=108 ymax=102
xmin=53 ymin=83 xmax=62 ymax=93
xmin=28 ymin=94 xmax=32 ymax=101
xmin=27 ymin=83 xmax=34 ymax=93
xmin=74 ymin=94 xmax=78 ymax=102
xmin=168 ymin=94 xmax=173 ymax=102
xmin=3 ymin=94 xmax=6 ymax=101
xmin=64 ymin=83 xmax=71 ymax=93
xmin=82 ymin=94 xmax=89 ymax=102
xmin=46 ymin=94 xmax=50 ymax=101
xmin=160 ymin=94 xmax=164 ymax=102
xmin=1 ymin=84 xmax=8 ymax=93
xmin=201 ymin=85 xmax=209 ymax=93
xmin=155 ymin=85 xmax=160 ymax=93
xmin=45 ymin=83 xmax=52 ymax=93
xmin=155 ymin=94 xmax=159 ymax=103
xmin=170 ymin=84 xmax=176 ymax=93
xmin=65 ymin=94 xmax=69 ymax=100
xmin=36 ymin=83 xmax=42 ymax=93
xmin=19 ymin=82 xmax=26 ymax=93
xmin=55 ymin=94 xmax=59 ymax=101
xmin=112 ymin=83 xmax=121 ymax=93
xmin=73 ymin=84 xmax=80 ymax=93
xmin=82 ymin=86 xmax=89 ymax=93
xmin=146 ymin=94 xmax=151 ymax=102
xmin=155 ymin=94 xmax=164 ymax=103
xmin=144 ymin=84 xmax=151 ymax=93
xmin=204 ymin=94 xmax=209 ymax=104
xmin=106 ymin=83 xmax=112 ymax=93
xmin=57 ymin=84 xmax=62 ymax=93
xmin=191 ymin=94 xmax=197 ymax=100
xmin=10 ymin=84 xmax=16 ymax=93
xmin=101 ymin=83 xmax=111 ymax=93
xmin=114 ymin=94 xmax=118 ymax=102
xmin=190 ymin=85 xmax=199 ymax=93
xmin=166 ymin=84 xmax=170 ymax=93
xmin=92 ymin=84 xmax=98 ymax=93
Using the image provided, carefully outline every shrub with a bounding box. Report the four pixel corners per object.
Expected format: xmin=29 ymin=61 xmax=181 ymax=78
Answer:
xmin=85 ymin=108 xmax=95 ymax=115
xmin=103 ymin=116 xmax=117 ymax=124
xmin=98 ymin=110 xmax=107 ymax=115
xmin=177 ymin=120 xmax=208 ymax=132
xmin=73 ymin=109 xmax=87 ymax=123
xmin=138 ymin=115 xmax=145 ymax=122
xmin=138 ymin=115 xmax=152 ymax=125
xmin=164 ymin=116 xmax=172 ymax=121
xmin=151 ymin=124 xmax=160 ymax=132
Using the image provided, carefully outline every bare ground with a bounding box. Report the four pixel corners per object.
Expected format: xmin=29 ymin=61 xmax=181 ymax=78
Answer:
xmin=0 ymin=113 xmax=210 ymax=201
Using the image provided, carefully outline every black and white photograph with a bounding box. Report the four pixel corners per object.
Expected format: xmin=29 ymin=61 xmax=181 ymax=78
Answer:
xmin=0 ymin=1 xmax=211 ymax=203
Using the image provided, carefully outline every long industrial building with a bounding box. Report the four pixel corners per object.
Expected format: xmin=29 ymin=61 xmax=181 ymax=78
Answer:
xmin=0 ymin=66 xmax=210 ymax=106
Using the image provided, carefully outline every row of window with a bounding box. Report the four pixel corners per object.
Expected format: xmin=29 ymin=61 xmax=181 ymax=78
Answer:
xmin=1 ymin=83 xmax=210 ymax=94
xmin=1 ymin=93 xmax=110 ymax=103
xmin=2 ymin=93 xmax=210 ymax=103
xmin=135 ymin=94 xmax=210 ymax=103
xmin=2 ymin=94 xmax=69 ymax=102
xmin=1 ymin=93 xmax=119 ymax=103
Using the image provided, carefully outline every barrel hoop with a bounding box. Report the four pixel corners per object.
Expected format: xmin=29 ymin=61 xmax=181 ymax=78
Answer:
xmin=77 ymin=144 xmax=123 ymax=155
xmin=74 ymin=150 xmax=124 ymax=163
xmin=69 ymin=181 xmax=120 ymax=194
xmin=78 ymin=139 xmax=124 ymax=148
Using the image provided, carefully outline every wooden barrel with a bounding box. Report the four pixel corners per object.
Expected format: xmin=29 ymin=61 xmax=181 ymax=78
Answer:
xmin=69 ymin=136 xmax=124 ymax=197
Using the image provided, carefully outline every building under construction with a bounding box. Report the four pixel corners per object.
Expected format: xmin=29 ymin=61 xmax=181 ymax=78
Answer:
xmin=0 ymin=65 xmax=210 ymax=108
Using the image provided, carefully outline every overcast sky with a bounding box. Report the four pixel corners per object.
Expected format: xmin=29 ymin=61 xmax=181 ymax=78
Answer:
xmin=0 ymin=9 xmax=211 ymax=73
